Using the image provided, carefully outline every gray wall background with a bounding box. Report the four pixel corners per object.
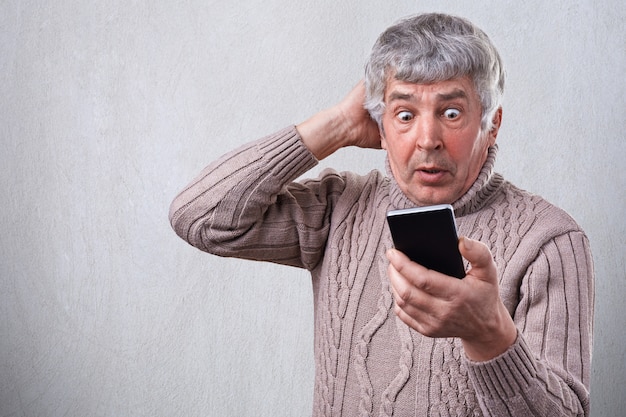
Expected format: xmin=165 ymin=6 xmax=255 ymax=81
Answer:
xmin=1 ymin=1 xmax=624 ymax=416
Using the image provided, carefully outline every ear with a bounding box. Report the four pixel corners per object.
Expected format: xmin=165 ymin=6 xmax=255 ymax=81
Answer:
xmin=379 ymin=125 xmax=388 ymax=150
xmin=487 ymin=107 xmax=503 ymax=146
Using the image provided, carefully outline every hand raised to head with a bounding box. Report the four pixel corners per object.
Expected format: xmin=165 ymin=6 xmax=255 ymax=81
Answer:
xmin=333 ymin=80 xmax=382 ymax=150
xmin=297 ymin=80 xmax=381 ymax=160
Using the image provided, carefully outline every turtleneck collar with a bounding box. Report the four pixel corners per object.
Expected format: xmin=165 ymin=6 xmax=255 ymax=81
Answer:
xmin=386 ymin=145 xmax=504 ymax=217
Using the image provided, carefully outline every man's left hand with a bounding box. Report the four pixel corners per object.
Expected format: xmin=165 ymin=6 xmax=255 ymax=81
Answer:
xmin=387 ymin=236 xmax=518 ymax=361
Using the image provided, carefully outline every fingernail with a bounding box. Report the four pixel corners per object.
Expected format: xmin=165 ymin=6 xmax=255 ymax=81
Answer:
xmin=460 ymin=236 xmax=472 ymax=250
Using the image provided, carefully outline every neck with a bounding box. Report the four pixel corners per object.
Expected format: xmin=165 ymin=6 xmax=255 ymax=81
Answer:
xmin=387 ymin=145 xmax=504 ymax=216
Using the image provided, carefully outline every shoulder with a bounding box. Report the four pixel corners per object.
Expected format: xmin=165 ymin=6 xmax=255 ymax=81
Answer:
xmin=499 ymin=181 xmax=583 ymax=235
xmin=463 ymin=177 xmax=589 ymax=268
xmin=490 ymin=180 xmax=591 ymax=270
xmin=472 ymin=179 xmax=593 ymax=294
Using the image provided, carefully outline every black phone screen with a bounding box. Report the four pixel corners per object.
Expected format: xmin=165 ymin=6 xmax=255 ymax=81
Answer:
xmin=386 ymin=204 xmax=466 ymax=278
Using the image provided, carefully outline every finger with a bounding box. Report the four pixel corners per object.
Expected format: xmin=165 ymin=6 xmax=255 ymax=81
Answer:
xmin=388 ymin=271 xmax=431 ymax=334
xmin=458 ymin=237 xmax=497 ymax=283
xmin=390 ymin=275 xmax=451 ymax=339
xmin=387 ymin=248 xmax=459 ymax=299
xmin=387 ymin=261 xmax=419 ymax=310
xmin=394 ymin=302 xmax=429 ymax=335
xmin=387 ymin=261 xmax=447 ymax=324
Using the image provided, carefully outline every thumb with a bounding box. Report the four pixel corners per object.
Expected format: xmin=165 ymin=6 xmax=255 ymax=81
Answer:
xmin=458 ymin=237 xmax=497 ymax=283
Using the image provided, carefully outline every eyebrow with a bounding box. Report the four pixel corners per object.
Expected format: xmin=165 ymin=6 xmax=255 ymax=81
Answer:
xmin=387 ymin=88 xmax=469 ymax=103
xmin=437 ymin=89 xmax=468 ymax=101
xmin=387 ymin=91 xmax=415 ymax=102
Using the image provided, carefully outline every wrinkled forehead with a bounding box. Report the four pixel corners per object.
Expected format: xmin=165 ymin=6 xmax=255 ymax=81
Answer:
xmin=383 ymin=76 xmax=481 ymax=104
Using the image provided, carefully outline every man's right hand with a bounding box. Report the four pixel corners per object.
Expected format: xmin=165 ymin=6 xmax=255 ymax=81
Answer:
xmin=296 ymin=81 xmax=382 ymax=160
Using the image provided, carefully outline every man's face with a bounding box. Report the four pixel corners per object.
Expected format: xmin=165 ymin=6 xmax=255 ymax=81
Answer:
xmin=380 ymin=76 xmax=501 ymax=206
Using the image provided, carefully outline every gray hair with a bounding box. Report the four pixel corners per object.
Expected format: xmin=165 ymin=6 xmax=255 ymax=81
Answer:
xmin=364 ymin=13 xmax=505 ymax=131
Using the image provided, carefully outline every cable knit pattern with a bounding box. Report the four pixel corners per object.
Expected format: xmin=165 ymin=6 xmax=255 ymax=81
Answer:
xmin=428 ymin=339 xmax=480 ymax=416
xmin=354 ymin=268 xmax=392 ymax=415
xmin=380 ymin=316 xmax=414 ymax=416
xmin=169 ymin=126 xmax=594 ymax=416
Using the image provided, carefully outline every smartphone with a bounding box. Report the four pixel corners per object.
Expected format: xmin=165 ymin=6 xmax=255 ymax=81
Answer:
xmin=386 ymin=204 xmax=465 ymax=278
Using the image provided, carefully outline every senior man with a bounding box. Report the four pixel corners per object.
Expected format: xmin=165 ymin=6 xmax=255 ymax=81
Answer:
xmin=170 ymin=13 xmax=594 ymax=416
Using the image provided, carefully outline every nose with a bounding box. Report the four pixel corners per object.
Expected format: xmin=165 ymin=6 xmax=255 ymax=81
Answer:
xmin=414 ymin=116 xmax=443 ymax=151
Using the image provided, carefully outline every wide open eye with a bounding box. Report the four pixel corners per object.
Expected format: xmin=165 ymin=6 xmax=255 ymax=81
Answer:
xmin=397 ymin=111 xmax=414 ymax=122
xmin=443 ymin=108 xmax=460 ymax=120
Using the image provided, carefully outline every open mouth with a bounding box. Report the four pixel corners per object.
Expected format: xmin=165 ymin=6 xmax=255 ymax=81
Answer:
xmin=416 ymin=167 xmax=448 ymax=183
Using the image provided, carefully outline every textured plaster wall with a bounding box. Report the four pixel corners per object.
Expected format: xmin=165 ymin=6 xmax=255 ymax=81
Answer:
xmin=1 ymin=1 xmax=624 ymax=416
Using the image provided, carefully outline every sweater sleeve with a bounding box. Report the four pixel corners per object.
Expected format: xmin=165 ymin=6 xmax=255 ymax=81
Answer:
xmin=169 ymin=126 xmax=347 ymax=270
xmin=465 ymin=230 xmax=594 ymax=416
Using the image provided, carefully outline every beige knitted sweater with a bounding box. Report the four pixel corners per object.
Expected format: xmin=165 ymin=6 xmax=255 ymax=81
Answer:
xmin=169 ymin=126 xmax=594 ymax=416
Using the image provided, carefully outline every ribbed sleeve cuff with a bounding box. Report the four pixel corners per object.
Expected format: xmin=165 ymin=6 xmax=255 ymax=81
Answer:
xmin=256 ymin=125 xmax=319 ymax=182
xmin=464 ymin=333 xmax=539 ymax=399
